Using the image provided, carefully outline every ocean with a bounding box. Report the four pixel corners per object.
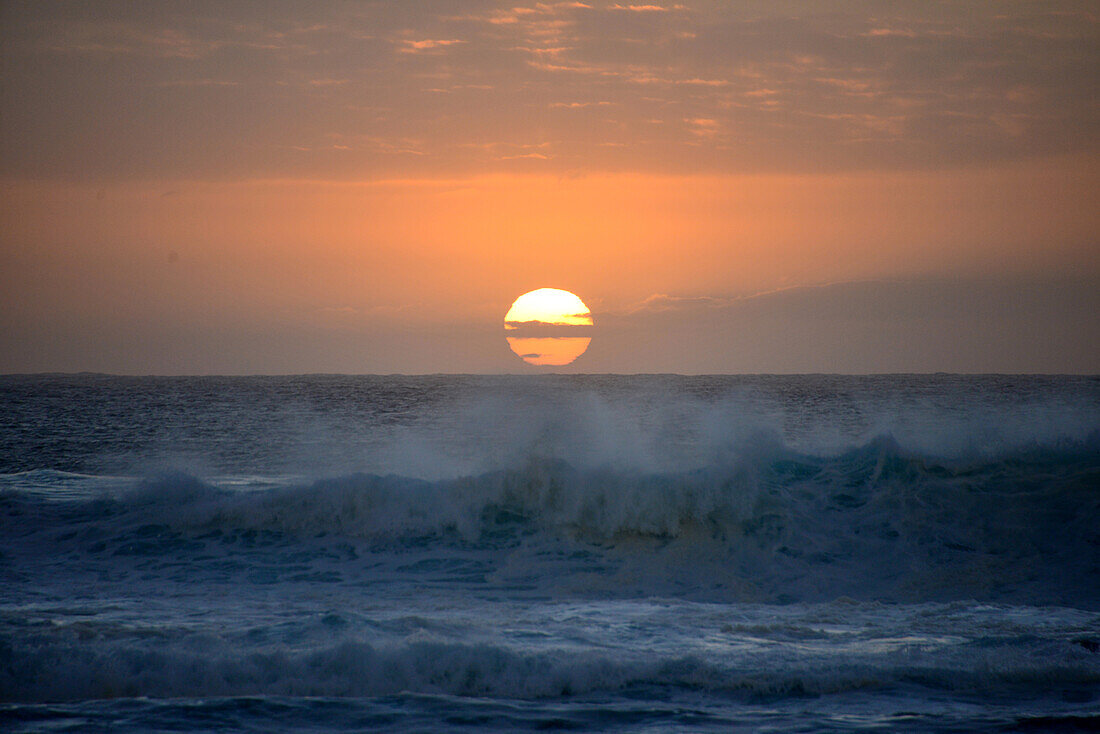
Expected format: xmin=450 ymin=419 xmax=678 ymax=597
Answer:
xmin=1 ymin=374 xmax=1098 ymax=732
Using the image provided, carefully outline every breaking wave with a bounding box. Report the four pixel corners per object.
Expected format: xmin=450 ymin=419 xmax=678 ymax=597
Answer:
xmin=3 ymin=432 xmax=1098 ymax=607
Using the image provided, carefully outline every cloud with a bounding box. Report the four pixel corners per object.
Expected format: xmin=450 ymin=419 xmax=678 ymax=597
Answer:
xmin=862 ymin=28 xmax=917 ymax=38
xmin=626 ymin=280 xmax=896 ymax=314
xmin=3 ymin=2 xmax=1097 ymax=179
xmin=627 ymin=293 xmax=728 ymax=312
xmin=549 ymin=101 xmax=612 ymax=108
xmin=474 ymin=2 xmax=591 ymax=26
xmin=609 ymin=4 xmax=686 ymax=11
xmin=595 ymin=277 xmax=1100 ymax=373
xmin=399 ymin=38 xmax=465 ymax=53
xmin=685 ymin=117 xmax=720 ymax=136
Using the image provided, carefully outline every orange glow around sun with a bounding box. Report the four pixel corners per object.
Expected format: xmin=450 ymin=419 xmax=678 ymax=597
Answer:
xmin=505 ymin=288 xmax=593 ymax=366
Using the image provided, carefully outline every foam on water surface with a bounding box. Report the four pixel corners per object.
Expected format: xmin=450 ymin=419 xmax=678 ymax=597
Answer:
xmin=1 ymin=375 xmax=1098 ymax=731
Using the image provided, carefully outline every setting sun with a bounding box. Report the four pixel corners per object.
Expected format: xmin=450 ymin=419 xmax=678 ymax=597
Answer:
xmin=505 ymin=288 xmax=593 ymax=366
xmin=504 ymin=288 xmax=593 ymax=329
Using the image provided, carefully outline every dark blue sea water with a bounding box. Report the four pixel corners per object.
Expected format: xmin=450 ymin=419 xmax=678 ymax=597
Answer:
xmin=1 ymin=374 xmax=1098 ymax=732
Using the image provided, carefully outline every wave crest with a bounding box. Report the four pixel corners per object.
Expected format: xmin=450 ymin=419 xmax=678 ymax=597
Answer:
xmin=4 ymin=434 xmax=1098 ymax=605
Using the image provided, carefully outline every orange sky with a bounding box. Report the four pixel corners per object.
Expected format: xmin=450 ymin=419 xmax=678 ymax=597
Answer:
xmin=1 ymin=1 xmax=1097 ymax=373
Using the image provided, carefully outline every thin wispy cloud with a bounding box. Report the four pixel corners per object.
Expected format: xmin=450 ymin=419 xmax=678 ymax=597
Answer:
xmin=625 ymin=280 xmax=899 ymax=315
xmin=399 ymin=38 xmax=466 ymax=53
xmin=609 ymin=4 xmax=686 ymax=12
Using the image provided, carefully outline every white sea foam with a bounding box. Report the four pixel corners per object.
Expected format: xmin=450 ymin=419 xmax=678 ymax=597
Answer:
xmin=4 ymin=605 xmax=1098 ymax=703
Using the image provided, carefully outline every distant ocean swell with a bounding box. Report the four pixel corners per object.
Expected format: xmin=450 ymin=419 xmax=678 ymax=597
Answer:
xmin=3 ymin=433 xmax=1098 ymax=606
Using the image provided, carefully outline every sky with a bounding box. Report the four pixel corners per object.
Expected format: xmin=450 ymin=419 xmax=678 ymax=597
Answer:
xmin=1 ymin=0 xmax=1097 ymax=373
